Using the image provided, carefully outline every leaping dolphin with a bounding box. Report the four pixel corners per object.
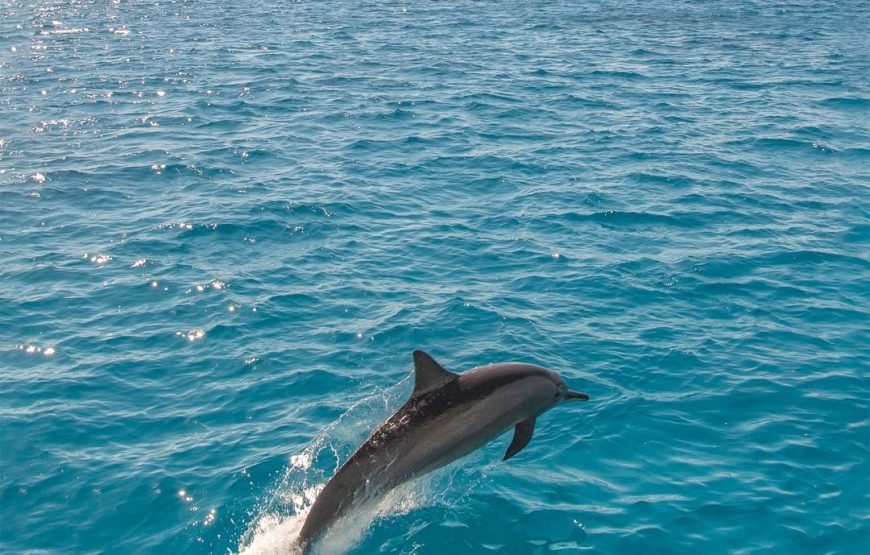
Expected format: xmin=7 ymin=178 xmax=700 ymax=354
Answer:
xmin=294 ymin=350 xmax=589 ymax=552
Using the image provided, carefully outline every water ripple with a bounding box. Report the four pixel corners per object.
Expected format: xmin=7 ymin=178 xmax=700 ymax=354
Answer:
xmin=2 ymin=0 xmax=868 ymax=554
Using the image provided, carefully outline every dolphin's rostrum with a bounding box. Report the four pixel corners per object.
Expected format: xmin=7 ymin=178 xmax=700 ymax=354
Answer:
xmin=294 ymin=350 xmax=589 ymax=552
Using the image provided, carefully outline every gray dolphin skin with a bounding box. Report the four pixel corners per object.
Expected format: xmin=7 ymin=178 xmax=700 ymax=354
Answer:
xmin=294 ymin=350 xmax=589 ymax=552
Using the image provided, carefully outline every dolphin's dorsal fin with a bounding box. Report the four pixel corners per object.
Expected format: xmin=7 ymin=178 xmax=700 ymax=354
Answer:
xmin=412 ymin=350 xmax=457 ymax=396
xmin=503 ymin=416 xmax=536 ymax=461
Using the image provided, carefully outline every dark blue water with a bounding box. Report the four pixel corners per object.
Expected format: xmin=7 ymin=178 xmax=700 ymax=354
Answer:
xmin=1 ymin=1 xmax=868 ymax=553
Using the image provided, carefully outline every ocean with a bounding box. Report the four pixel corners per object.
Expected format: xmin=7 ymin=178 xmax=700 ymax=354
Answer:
xmin=1 ymin=0 xmax=868 ymax=553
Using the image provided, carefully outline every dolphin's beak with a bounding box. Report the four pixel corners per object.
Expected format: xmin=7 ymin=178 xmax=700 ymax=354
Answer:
xmin=566 ymin=390 xmax=589 ymax=401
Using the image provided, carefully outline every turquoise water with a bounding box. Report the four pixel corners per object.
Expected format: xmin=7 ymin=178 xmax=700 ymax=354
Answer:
xmin=1 ymin=0 xmax=869 ymax=553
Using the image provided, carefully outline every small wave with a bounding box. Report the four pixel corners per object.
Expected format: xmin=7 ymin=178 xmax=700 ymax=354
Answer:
xmin=589 ymin=69 xmax=650 ymax=80
xmin=726 ymin=136 xmax=822 ymax=151
xmin=820 ymin=96 xmax=869 ymax=110
xmin=560 ymin=210 xmax=701 ymax=229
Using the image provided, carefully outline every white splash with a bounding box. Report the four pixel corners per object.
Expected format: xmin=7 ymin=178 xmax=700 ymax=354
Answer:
xmin=239 ymin=513 xmax=306 ymax=555
xmin=238 ymin=484 xmax=418 ymax=555
xmin=238 ymin=379 xmax=428 ymax=555
xmin=239 ymin=452 xmax=321 ymax=555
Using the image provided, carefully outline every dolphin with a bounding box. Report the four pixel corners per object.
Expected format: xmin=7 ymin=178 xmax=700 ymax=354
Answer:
xmin=294 ymin=350 xmax=589 ymax=552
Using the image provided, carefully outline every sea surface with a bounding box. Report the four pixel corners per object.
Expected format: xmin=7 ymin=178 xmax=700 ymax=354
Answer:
xmin=1 ymin=0 xmax=868 ymax=553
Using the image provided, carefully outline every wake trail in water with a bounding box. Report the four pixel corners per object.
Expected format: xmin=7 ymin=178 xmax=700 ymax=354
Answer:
xmin=237 ymin=374 xmax=492 ymax=554
xmin=238 ymin=378 xmax=413 ymax=554
xmin=240 ymin=480 xmax=426 ymax=555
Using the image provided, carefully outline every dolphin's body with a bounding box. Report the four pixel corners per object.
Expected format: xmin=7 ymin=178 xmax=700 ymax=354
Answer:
xmin=295 ymin=350 xmax=588 ymax=552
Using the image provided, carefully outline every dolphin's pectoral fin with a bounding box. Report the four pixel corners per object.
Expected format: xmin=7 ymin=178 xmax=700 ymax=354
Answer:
xmin=412 ymin=350 xmax=458 ymax=396
xmin=503 ymin=416 xmax=536 ymax=461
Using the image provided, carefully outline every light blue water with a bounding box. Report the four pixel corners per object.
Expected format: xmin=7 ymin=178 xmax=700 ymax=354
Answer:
xmin=1 ymin=0 xmax=869 ymax=553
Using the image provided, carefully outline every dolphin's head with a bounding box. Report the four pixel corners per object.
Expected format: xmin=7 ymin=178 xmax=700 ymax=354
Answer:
xmin=542 ymin=368 xmax=589 ymax=404
xmin=459 ymin=361 xmax=589 ymax=413
xmin=498 ymin=363 xmax=588 ymax=407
